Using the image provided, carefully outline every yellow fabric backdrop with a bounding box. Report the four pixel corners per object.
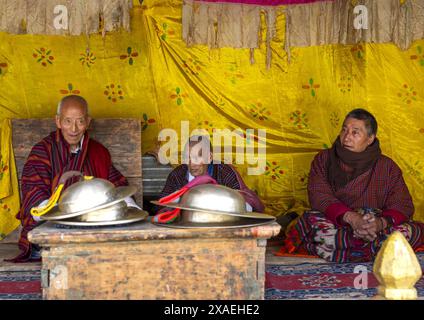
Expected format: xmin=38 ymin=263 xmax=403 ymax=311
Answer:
xmin=0 ymin=0 xmax=423 ymax=228
xmin=0 ymin=119 xmax=20 ymax=239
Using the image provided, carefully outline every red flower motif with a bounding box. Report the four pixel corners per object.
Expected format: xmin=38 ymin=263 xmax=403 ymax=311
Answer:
xmin=120 ymin=47 xmax=139 ymax=65
xmin=33 ymin=48 xmax=54 ymax=66
xmin=60 ymin=83 xmax=80 ymax=95
xmin=104 ymin=84 xmax=124 ymax=102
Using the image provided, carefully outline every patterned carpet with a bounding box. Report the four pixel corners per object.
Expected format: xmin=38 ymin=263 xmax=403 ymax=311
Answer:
xmin=1 ymin=255 xmax=423 ymax=300
xmin=265 ymin=253 xmax=424 ymax=300
xmin=0 ymin=270 xmax=41 ymax=300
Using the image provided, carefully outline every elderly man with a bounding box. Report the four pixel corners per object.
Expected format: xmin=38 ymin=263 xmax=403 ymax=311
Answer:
xmin=158 ymin=135 xmax=264 ymax=214
xmin=284 ymin=108 xmax=424 ymax=262
xmin=9 ymin=95 xmax=136 ymax=262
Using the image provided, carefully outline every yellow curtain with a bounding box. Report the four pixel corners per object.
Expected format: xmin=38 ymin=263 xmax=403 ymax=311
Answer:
xmin=0 ymin=0 xmax=423 ymax=222
xmin=0 ymin=119 xmax=21 ymax=238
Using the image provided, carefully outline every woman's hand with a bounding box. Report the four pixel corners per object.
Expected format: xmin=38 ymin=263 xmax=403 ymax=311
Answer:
xmin=343 ymin=212 xmax=387 ymax=242
xmin=343 ymin=211 xmax=367 ymax=230
xmin=358 ymin=214 xmax=387 ymax=241
xmin=343 ymin=211 xmax=373 ymax=241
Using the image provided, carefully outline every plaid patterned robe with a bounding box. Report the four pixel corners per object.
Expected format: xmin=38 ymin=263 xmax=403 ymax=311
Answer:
xmin=286 ymin=149 xmax=424 ymax=262
xmin=9 ymin=130 xmax=128 ymax=262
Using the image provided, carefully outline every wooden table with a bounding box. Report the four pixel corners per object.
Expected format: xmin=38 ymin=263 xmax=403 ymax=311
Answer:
xmin=28 ymin=221 xmax=281 ymax=300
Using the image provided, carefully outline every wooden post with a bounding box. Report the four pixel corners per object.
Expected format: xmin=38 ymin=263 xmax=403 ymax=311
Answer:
xmin=373 ymin=231 xmax=422 ymax=300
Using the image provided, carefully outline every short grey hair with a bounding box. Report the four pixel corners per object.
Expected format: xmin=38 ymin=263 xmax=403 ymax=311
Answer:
xmin=344 ymin=108 xmax=377 ymax=137
xmin=57 ymin=95 xmax=89 ymax=116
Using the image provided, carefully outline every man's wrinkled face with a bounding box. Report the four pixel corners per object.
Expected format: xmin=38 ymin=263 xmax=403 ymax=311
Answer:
xmin=55 ymin=101 xmax=91 ymax=150
xmin=187 ymin=142 xmax=212 ymax=177
xmin=339 ymin=117 xmax=375 ymax=153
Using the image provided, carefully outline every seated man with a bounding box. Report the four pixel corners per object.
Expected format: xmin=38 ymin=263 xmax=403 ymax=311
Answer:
xmin=158 ymin=135 xmax=264 ymax=213
xmin=9 ymin=95 xmax=137 ymax=262
xmin=285 ymin=108 xmax=424 ymax=262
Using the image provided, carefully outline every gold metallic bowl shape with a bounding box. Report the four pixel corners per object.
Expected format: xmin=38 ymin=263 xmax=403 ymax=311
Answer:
xmin=76 ymin=201 xmax=128 ymax=222
xmin=58 ymin=178 xmax=118 ymax=214
xmin=176 ymin=184 xmax=247 ymax=224
xmin=179 ymin=184 xmax=246 ymax=214
xmin=180 ymin=210 xmax=239 ymax=224
xmin=41 ymin=177 xmax=136 ymax=221
xmin=150 ymin=184 xmax=276 ymax=226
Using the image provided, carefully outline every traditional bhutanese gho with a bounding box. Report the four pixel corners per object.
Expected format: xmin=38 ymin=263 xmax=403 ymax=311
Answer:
xmin=9 ymin=130 xmax=128 ymax=262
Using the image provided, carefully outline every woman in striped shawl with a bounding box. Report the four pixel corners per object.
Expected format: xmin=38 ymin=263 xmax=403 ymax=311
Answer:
xmin=284 ymin=109 xmax=424 ymax=262
xmin=8 ymin=95 xmax=128 ymax=263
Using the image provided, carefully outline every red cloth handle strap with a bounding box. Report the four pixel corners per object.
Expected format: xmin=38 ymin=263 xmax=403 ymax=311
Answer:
xmin=151 ymin=208 xmax=180 ymax=224
xmin=185 ymin=175 xmax=218 ymax=188
xmin=159 ymin=187 xmax=188 ymax=204
xmin=158 ymin=175 xmax=218 ymax=205
xmin=153 ymin=175 xmax=218 ymax=224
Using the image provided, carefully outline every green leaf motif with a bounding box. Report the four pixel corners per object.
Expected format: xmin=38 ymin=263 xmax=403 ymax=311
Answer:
xmin=309 ymin=78 xmax=313 ymax=85
xmin=129 ymin=58 xmax=133 ymax=65
xmin=176 ymin=87 xmax=181 ymax=94
xmin=142 ymin=124 xmax=148 ymax=131
xmin=161 ymin=34 xmax=167 ymax=41
xmin=127 ymin=47 xmax=132 ymax=54
xmin=68 ymin=83 xmax=73 ymax=90
xmin=143 ymin=113 xmax=148 ymax=121
xmin=177 ymin=98 xmax=182 ymax=106
xmin=311 ymin=89 xmax=316 ymax=97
